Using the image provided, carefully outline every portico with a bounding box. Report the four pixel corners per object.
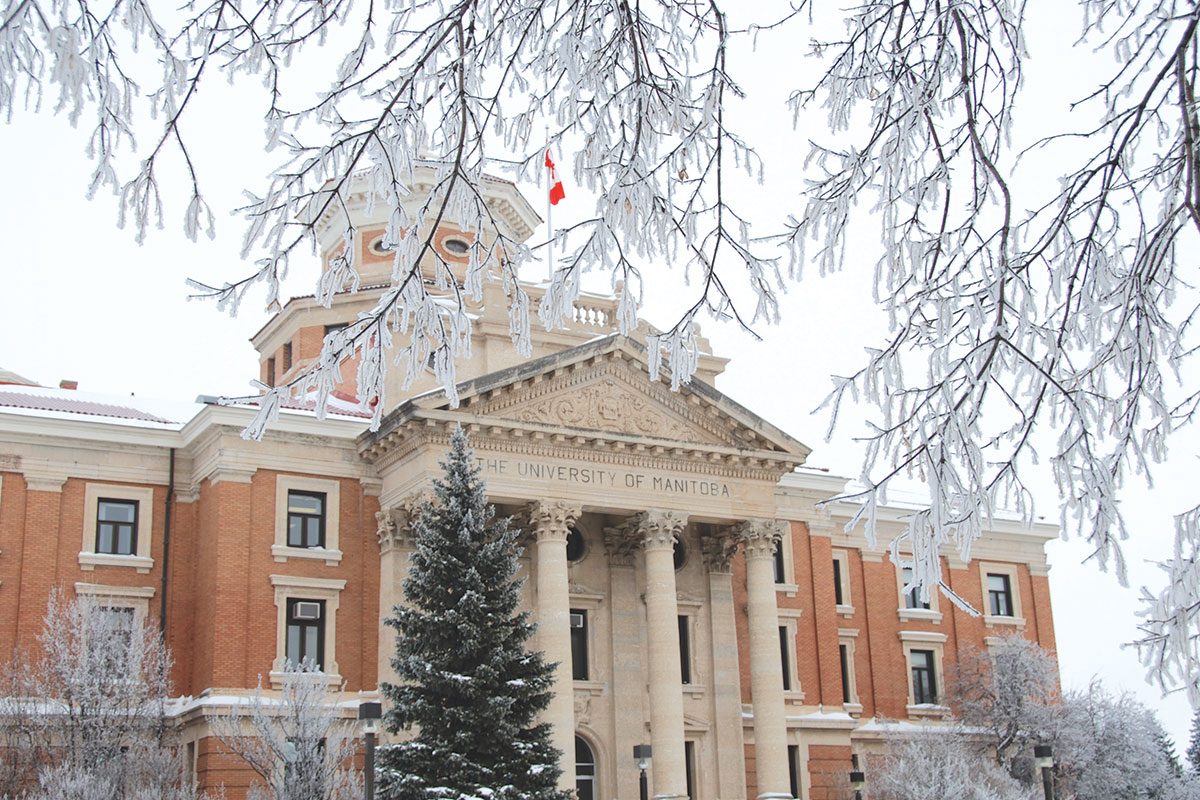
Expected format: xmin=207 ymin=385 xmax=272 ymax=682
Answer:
xmin=361 ymin=335 xmax=810 ymax=800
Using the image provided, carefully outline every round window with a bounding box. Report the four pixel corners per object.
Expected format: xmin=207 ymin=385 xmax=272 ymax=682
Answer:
xmin=673 ymin=539 xmax=686 ymax=571
xmin=443 ymin=237 xmax=470 ymax=255
xmin=368 ymin=236 xmax=391 ymax=256
xmin=566 ymin=526 xmax=586 ymax=563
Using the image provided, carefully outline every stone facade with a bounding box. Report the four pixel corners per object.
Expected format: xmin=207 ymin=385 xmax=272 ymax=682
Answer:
xmin=0 ymin=177 xmax=1058 ymax=800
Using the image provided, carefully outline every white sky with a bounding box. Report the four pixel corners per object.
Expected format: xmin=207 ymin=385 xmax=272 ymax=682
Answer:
xmin=0 ymin=3 xmax=1194 ymax=748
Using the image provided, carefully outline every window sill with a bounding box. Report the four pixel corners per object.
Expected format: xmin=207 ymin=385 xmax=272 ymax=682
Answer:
xmin=899 ymin=608 xmax=943 ymax=624
xmin=843 ymin=702 xmax=864 ymax=717
xmin=906 ymin=703 xmax=950 ymax=719
xmin=573 ymin=681 xmax=605 ymax=696
xmin=836 ymin=604 xmax=856 ymax=618
xmin=268 ymin=670 xmax=342 ymax=689
xmin=775 ymin=582 xmax=799 ymax=598
xmin=79 ymin=552 xmax=153 ymax=574
xmin=681 ymin=683 xmax=707 ymax=698
xmin=784 ymin=689 xmax=806 ymax=705
xmin=271 ymin=545 xmax=343 ymax=565
xmin=983 ymin=614 xmax=1025 ymax=629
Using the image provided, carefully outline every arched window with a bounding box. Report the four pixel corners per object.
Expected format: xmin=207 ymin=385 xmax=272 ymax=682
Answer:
xmin=575 ymin=736 xmax=596 ymax=800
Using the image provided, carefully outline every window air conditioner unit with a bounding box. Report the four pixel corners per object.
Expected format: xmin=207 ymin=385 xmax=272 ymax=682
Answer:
xmin=569 ymin=613 xmax=584 ymax=628
xmin=293 ymin=602 xmax=322 ymax=620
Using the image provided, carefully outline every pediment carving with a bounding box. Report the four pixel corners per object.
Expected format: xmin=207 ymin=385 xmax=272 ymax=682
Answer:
xmin=473 ymin=365 xmax=736 ymax=446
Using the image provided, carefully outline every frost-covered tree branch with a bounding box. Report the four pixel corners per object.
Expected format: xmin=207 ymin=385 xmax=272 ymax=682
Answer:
xmin=3 ymin=0 xmax=1200 ymax=702
xmin=213 ymin=661 xmax=361 ymax=800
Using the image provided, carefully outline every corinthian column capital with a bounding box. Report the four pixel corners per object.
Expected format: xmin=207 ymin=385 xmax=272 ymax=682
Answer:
xmin=527 ymin=500 xmax=581 ymax=543
xmin=634 ymin=509 xmax=689 ymax=551
xmin=735 ymin=518 xmax=787 ymax=560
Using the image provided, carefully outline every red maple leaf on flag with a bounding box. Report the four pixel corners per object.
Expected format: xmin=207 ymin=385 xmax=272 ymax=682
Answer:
xmin=545 ymin=150 xmax=566 ymax=205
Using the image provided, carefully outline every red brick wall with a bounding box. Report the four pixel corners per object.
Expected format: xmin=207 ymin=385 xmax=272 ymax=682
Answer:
xmin=807 ymin=744 xmax=852 ymax=800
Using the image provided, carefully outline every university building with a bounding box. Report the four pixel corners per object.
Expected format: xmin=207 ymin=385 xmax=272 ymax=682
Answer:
xmin=0 ymin=173 xmax=1058 ymax=800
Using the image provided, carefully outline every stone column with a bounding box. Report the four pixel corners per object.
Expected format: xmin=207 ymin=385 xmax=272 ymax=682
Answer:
xmin=637 ymin=510 xmax=689 ymax=800
xmin=737 ymin=518 xmax=792 ymax=800
xmin=701 ymin=531 xmax=748 ymax=800
xmin=529 ymin=500 xmax=581 ymax=793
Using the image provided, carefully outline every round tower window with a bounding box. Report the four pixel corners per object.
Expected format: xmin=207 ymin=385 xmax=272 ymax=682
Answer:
xmin=566 ymin=526 xmax=586 ymax=563
xmin=368 ymin=236 xmax=391 ymax=256
xmin=443 ymin=237 xmax=470 ymax=255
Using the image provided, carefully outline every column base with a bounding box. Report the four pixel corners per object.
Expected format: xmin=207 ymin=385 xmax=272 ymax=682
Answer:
xmin=756 ymin=793 xmax=795 ymax=800
xmin=653 ymin=795 xmax=690 ymax=800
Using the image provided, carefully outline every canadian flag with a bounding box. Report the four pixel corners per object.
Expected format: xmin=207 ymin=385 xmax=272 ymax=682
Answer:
xmin=545 ymin=150 xmax=566 ymax=205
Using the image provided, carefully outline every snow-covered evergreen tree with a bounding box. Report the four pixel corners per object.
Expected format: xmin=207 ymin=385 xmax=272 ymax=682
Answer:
xmin=376 ymin=426 xmax=567 ymax=800
xmin=1188 ymin=710 xmax=1200 ymax=775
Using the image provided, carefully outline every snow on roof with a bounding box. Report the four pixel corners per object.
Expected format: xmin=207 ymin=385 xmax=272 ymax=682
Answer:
xmin=0 ymin=385 xmax=201 ymax=428
xmin=0 ymin=367 xmax=37 ymax=386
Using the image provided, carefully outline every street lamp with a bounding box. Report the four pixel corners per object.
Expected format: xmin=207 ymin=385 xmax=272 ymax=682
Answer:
xmin=848 ymin=768 xmax=866 ymax=800
xmin=1034 ymin=744 xmax=1055 ymax=800
xmin=359 ymin=701 xmax=382 ymax=800
xmin=633 ymin=744 xmax=652 ymax=800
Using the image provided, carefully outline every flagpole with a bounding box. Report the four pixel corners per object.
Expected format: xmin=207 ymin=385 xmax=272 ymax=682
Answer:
xmin=546 ymin=132 xmax=554 ymax=282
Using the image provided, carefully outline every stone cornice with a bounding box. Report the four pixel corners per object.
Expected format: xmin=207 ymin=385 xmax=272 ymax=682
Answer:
xmin=361 ymin=414 xmax=801 ymax=482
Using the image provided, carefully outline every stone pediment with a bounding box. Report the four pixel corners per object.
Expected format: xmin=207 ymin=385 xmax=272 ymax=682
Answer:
xmin=470 ymin=361 xmax=734 ymax=447
xmin=365 ymin=336 xmax=811 ymax=474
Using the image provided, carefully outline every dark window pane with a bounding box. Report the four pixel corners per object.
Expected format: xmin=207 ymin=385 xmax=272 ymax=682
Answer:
xmin=987 ymin=573 xmax=1013 ymax=616
xmin=566 ymin=526 xmax=585 ymax=562
xmin=833 ymin=559 xmax=844 ymax=605
xmin=576 ymin=736 xmax=596 ymax=800
xmin=673 ymin=539 xmax=686 ymax=570
xmin=779 ymin=626 xmax=792 ymax=691
xmin=840 ymin=644 xmax=851 ymax=703
xmin=788 ymin=745 xmax=800 ymax=800
xmin=903 ymin=567 xmax=930 ymax=610
xmin=773 ymin=546 xmax=786 ymax=583
xmin=678 ymin=616 xmax=691 ymax=685
xmin=684 ymin=741 xmax=696 ymax=800
xmin=570 ymin=609 xmax=588 ymax=681
xmin=911 ymin=650 xmax=937 ymax=704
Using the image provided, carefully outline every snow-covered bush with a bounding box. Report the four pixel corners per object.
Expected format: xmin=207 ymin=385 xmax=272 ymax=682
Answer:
xmin=213 ymin=661 xmax=361 ymax=800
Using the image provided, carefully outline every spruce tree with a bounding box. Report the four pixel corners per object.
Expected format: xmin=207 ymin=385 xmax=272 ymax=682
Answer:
xmin=377 ymin=426 xmax=568 ymax=800
xmin=1188 ymin=709 xmax=1200 ymax=775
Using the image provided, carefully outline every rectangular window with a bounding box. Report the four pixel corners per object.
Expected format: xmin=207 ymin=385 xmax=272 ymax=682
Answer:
xmin=678 ymin=615 xmax=692 ymax=685
xmin=911 ymin=649 xmax=937 ymax=705
xmin=96 ymin=499 xmax=138 ymax=555
xmin=266 ymin=357 xmax=276 ymax=387
xmin=282 ymin=341 xmax=293 ymax=371
xmin=684 ymin=740 xmax=696 ymax=800
xmin=987 ymin=573 xmax=1013 ymax=616
xmin=779 ymin=625 xmax=792 ymax=691
xmin=833 ymin=558 xmax=844 ymax=605
xmin=94 ymin=606 xmax=135 ymax=673
xmin=773 ymin=544 xmax=786 ymax=584
xmin=902 ymin=567 xmax=930 ymax=610
xmin=788 ymin=744 xmax=801 ymax=800
xmin=285 ymin=598 xmax=325 ymax=670
xmin=570 ymin=609 xmax=588 ymax=681
xmin=839 ymin=643 xmax=851 ymax=704
xmin=287 ymin=491 xmax=326 ymax=548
